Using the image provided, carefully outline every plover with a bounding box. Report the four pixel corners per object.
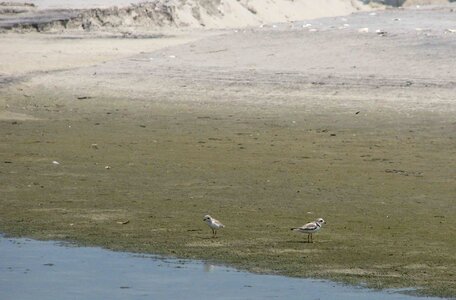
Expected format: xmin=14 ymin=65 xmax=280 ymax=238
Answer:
xmin=291 ymin=218 xmax=326 ymax=243
xmin=203 ymin=215 xmax=225 ymax=238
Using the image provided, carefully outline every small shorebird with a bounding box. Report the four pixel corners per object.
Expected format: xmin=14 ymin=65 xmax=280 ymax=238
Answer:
xmin=203 ymin=215 xmax=225 ymax=238
xmin=291 ymin=218 xmax=326 ymax=243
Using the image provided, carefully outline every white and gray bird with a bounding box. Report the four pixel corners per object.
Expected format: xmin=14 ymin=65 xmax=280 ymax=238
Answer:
xmin=291 ymin=218 xmax=326 ymax=243
xmin=203 ymin=215 xmax=225 ymax=238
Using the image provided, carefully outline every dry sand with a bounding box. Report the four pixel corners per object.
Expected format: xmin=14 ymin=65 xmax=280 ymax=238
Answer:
xmin=1 ymin=0 xmax=369 ymax=31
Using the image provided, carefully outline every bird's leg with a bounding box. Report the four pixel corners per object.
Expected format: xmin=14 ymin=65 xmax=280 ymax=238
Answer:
xmin=212 ymin=229 xmax=215 ymax=237
xmin=310 ymin=234 xmax=313 ymax=243
xmin=307 ymin=234 xmax=310 ymax=243
xmin=214 ymin=230 xmax=217 ymax=238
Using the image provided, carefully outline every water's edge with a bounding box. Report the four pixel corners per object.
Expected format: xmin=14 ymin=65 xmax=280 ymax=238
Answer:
xmin=0 ymin=235 xmax=445 ymax=300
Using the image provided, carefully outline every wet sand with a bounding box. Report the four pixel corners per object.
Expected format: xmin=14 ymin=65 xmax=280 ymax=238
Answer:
xmin=0 ymin=4 xmax=455 ymax=298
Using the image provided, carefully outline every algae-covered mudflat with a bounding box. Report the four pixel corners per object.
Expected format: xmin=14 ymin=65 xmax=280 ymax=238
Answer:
xmin=1 ymin=84 xmax=455 ymax=296
xmin=1 ymin=4 xmax=455 ymax=298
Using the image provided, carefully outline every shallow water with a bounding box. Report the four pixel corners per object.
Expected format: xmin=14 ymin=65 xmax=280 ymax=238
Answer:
xmin=0 ymin=237 xmax=443 ymax=300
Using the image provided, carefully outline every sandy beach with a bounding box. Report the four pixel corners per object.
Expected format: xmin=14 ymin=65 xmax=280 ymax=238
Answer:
xmin=1 ymin=0 xmax=455 ymax=297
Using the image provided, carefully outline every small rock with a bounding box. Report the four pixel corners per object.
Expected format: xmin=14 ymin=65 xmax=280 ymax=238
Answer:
xmin=105 ymin=165 xmax=111 ymax=169
xmin=91 ymin=144 xmax=98 ymax=149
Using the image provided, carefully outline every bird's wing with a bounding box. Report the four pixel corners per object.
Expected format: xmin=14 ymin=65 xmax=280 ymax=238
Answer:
xmin=213 ymin=219 xmax=224 ymax=227
xmin=302 ymin=222 xmax=318 ymax=230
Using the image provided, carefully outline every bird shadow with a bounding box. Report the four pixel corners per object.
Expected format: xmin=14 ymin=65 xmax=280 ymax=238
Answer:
xmin=196 ymin=236 xmax=219 ymax=240
xmin=283 ymin=240 xmax=313 ymax=244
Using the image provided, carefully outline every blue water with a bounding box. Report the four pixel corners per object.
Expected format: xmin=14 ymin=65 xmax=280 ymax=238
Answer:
xmin=0 ymin=237 xmax=445 ymax=300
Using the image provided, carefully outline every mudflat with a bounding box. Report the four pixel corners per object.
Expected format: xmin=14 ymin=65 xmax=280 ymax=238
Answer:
xmin=1 ymin=4 xmax=455 ymax=297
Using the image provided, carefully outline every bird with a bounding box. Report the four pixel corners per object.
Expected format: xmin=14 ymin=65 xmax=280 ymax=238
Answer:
xmin=291 ymin=218 xmax=326 ymax=243
xmin=203 ymin=215 xmax=225 ymax=238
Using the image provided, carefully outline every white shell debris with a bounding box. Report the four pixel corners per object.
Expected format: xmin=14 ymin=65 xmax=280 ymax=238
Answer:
xmin=52 ymin=161 xmax=60 ymax=165
xmin=358 ymin=28 xmax=369 ymax=33
xmin=105 ymin=165 xmax=111 ymax=169
xmin=302 ymin=23 xmax=312 ymax=28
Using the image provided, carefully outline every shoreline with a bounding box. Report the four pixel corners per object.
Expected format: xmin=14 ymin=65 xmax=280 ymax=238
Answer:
xmin=0 ymin=235 xmax=446 ymax=299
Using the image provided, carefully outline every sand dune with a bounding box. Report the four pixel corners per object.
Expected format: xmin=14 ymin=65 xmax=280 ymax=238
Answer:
xmin=1 ymin=0 xmax=369 ymax=31
xmin=167 ymin=0 xmax=368 ymax=28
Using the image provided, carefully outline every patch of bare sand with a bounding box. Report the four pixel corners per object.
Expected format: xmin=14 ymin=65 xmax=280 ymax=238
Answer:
xmin=0 ymin=32 xmax=211 ymax=75
xmin=325 ymin=268 xmax=401 ymax=278
xmin=0 ymin=111 xmax=40 ymax=120
xmin=186 ymin=241 xmax=224 ymax=247
xmin=29 ymin=208 xmax=128 ymax=222
xmin=270 ymin=248 xmax=320 ymax=254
